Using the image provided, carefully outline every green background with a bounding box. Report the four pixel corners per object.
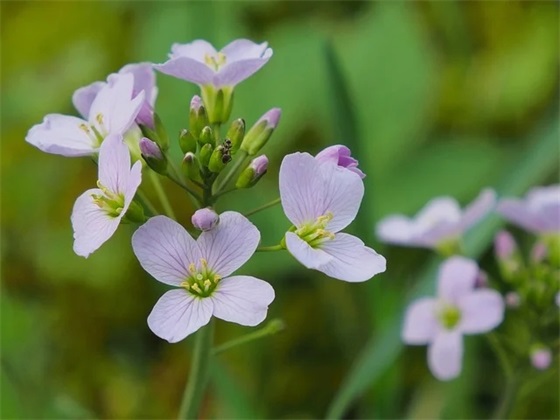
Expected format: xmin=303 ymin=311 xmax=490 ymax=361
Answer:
xmin=1 ymin=1 xmax=558 ymax=418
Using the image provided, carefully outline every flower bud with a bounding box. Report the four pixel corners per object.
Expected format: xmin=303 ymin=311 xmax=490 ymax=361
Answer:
xmin=531 ymin=242 xmax=548 ymax=264
xmin=199 ymin=143 xmax=213 ymax=168
xmin=201 ymin=85 xmax=234 ymax=124
xmin=189 ymin=95 xmax=209 ymax=139
xmin=140 ymin=137 xmax=167 ymax=174
xmin=199 ymin=126 xmax=214 ymax=146
xmin=240 ymin=108 xmax=281 ymax=155
xmin=179 ymin=129 xmax=197 ymax=155
xmin=181 ymin=152 xmax=200 ymax=181
xmin=226 ymin=118 xmax=245 ymax=154
xmin=236 ymin=155 xmax=268 ymax=188
xmin=474 ymin=270 xmax=488 ymax=288
xmin=494 ymin=231 xmax=522 ymax=281
xmin=505 ymin=291 xmax=521 ymax=308
xmin=208 ymin=145 xmax=231 ymax=173
xmin=530 ymin=346 xmax=552 ymax=370
xmin=192 ymin=208 xmax=219 ymax=231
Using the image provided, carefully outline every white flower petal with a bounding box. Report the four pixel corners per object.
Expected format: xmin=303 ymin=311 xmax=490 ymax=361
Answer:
xmin=171 ymin=40 xmax=217 ymax=61
xmin=123 ymin=161 xmax=143 ymax=207
xmin=319 ymin=162 xmax=364 ymax=233
xmin=197 ymin=212 xmax=260 ymax=277
xmin=98 ymin=134 xmax=131 ymax=194
xmin=215 ymin=56 xmax=272 ymax=87
xmin=376 ymin=215 xmax=417 ymax=246
xmin=279 ymin=153 xmax=324 ymax=227
xmin=72 ymin=81 xmax=105 ymax=119
xmin=402 ymin=298 xmax=438 ymax=345
xmin=155 ymin=57 xmax=215 ymax=85
xmin=497 ymin=199 xmax=545 ymax=233
xmin=428 ymin=330 xmax=463 ymax=381
xmin=71 ymin=188 xmax=121 ymax=258
xmin=285 ymin=232 xmax=333 ymax=269
xmin=413 ymin=197 xmax=462 ymax=245
xmin=147 ymin=289 xmax=213 ymax=343
xmin=25 ymin=114 xmax=96 ymax=157
xmin=458 ymin=290 xmax=504 ymax=334
xmin=459 ymin=188 xmax=496 ymax=230
xmin=318 ymin=233 xmax=386 ymax=282
xmin=211 ymin=276 xmax=275 ymax=326
xmin=437 ymin=257 xmax=478 ymax=303
xmin=220 ymin=39 xmax=270 ymax=61
xmin=132 ymin=216 xmax=200 ymax=286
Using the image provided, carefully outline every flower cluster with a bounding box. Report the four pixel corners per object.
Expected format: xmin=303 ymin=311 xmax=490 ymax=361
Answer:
xmin=26 ymin=39 xmax=386 ymax=343
xmin=378 ymin=185 xmax=559 ymax=380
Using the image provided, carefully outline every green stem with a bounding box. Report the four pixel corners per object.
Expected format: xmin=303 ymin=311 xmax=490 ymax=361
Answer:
xmin=244 ymin=197 xmax=281 ymax=218
xmin=257 ymin=245 xmax=284 ymax=252
xmin=487 ymin=332 xmax=514 ymax=379
xmin=492 ymin=374 xmax=519 ymax=419
xmin=149 ymin=171 xmax=176 ymax=220
xmin=212 ymin=319 xmax=285 ymax=356
xmin=214 ymin=150 xmax=248 ymax=194
xmin=178 ymin=321 xmax=214 ymax=419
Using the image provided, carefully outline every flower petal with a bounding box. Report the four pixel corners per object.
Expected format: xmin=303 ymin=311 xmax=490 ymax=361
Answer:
xmin=71 ymin=188 xmax=121 ymax=258
xmin=197 ymin=211 xmax=260 ymax=277
xmin=319 ymin=162 xmax=364 ymax=233
xmin=437 ymin=257 xmax=478 ymax=303
xmin=120 ymin=62 xmax=158 ymax=127
xmin=402 ymin=297 xmax=438 ymax=344
xmin=89 ymin=73 xmax=144 ymax=135
xmin=155 ymin=57 xmax=215 ymax=85
xmin=220 ymin=39 xmax=270 ymax=61
xmin=413 ymin=197 xmax=462 ymax=245
xmin=458 ymin=290 xmax=504 ymax=334
xmin=211 ymin=275 xmax=275 ymax=326
xmin=72 ymin=81 xmax=105 ymax=119
xmin=171 ymin=40 xmax=217 ymax=61
xmin=147 ymin=289 xmax=213 ymax=343
xmin=428 ymin=330 xmax=463 ymax=381
xmin=214 ymin=56 xmax=272 ymax=87
xmin=459 ymin=188 xmax=496 ymax=230
xmin=316 ymin=233 xmax=386 ymax=282
xmin=131 ymin=216 xmax=200 ymax=286
xmin=497 ymin=199 xmax=544 ymax=233
xmin=285 ymin=232 xmax=333 ymax=269
xmin=25 ymin=114 xmax=96 ymax=157
xmin=279 ymin=152 xmax=325 ymax=226
xmin=375 ymin=215 xmax=417 ymax=246
xmin=98 ymin=133 xmax=131 ymax=194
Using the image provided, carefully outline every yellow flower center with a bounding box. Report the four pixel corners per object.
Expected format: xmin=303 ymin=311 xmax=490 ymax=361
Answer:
xmin=204 ymin=52 xmax=227 ymax=71
xmin=91 ymin=181 xmax=125 ymax=218
xmin=181 ymin=258 xmax=221 ymax=298
xmin=438 ymin=304 xmax=462 ymax=330
xmin=296 ymin=212 xmax=335 ymax=248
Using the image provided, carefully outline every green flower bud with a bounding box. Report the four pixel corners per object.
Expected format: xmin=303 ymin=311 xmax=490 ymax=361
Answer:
xmin=226 ymin=118 xmax=245 ymax=154
xmin=199 ymin=143 xmax=214 ymax=168
xmin=182 ymin=152 xmax=200 ymax=181
xmin=208 ymin=145 xmax=232 ymax=173
xmin=236 ymin=155 xmax=268 ymax=188
xmin=179 ymin=129 xmax=197 ymax=155
xmin=240 ymin=108 xmax=281 ymax=155
xmin=199 ymin=126 xmax=214 ymax=146
xmin=189 ymin=95 xmax=209 ymax=139
xmin=153 ymin=112 xmax=169 ymax=151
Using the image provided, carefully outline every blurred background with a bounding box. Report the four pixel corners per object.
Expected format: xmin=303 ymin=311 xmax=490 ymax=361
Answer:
xmin=1 ymin=1 xmax=559 ymax=418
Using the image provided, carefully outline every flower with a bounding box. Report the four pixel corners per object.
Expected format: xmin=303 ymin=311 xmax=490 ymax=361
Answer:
xmin=402 ymin=257 xmax=504 ymax=380
xmin=155 ymin=39 xmax=273 ymax=88
xmin=376 ymin=189 xmax=496 ymax=250
xmin=192 ymin=208 xmax=219 ymax=231
xmin=26 ymin=73 xmax=144 ymax=157
xmin=530 ymin=347 xmax=552 ymax=370
xmin=132 ymin=213 xmax=275 ymax=342
xmin=71 ymin=133 xmax=142 ymax=257
xmin=73 ymin=63 xmax=158 ymax=128
xmin=315 ymin=145 xmax=365 ymax=179
xmin=279 ymin=152 xmax=386 ymax=282
xmin=494 ymin=230 xmax=517 ymax=260
xmin=497 ymin=185 xmax=560 ymax=234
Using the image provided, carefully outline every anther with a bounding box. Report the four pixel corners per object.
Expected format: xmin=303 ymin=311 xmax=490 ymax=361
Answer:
xmin=188 ymin=263 xmax=196 ymax=274
xmin=191 ymin=284 xmax=203 ymax=294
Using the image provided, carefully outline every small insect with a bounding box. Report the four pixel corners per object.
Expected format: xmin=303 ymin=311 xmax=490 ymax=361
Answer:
xmin=221 ymin=138 xmax=233 ymax=163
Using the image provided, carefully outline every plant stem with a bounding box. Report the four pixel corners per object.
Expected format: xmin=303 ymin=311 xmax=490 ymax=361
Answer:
xmin=257 ymin=245 xmax=284 ymax=252
xmin=492 ymin=375 xmax=519 ymax=419
xmin=244 ymin=197 xmax=281 ymax=217
xmin=149 ymin=171 xmax=176 ymax=220
xmin=214 ymin=150 xmax=248 ymax=194
xmin=212 ymin=319 xmax=285 ymax=355
xmin=178 ymin=321 xmax=214 ymax=419
xmin=487 ymin=332 xmax=514 ymax=379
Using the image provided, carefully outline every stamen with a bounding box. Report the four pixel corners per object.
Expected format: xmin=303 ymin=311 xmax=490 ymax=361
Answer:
xmin=180 ymin=281 xmax=191 ymax=290
xmin=188 ymin=263 xmax=196 ymax=274
xmin=213 ymin=274 xmax=221 ymax=283
xmin=96 ymin=113 xmax=104 ymax=126
xmin=200 ymin=258 xmax=208 ymax=268
xmin=191 ymin=284 xmax=203 ymax=294
xmin=203 ymin=279 xmax=212 ymax=292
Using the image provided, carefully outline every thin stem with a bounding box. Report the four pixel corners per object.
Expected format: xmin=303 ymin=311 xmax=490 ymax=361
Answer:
xmin=487 ymin=332 xmax=514 ymax=379
xmin=244 ymin=197 xmax=281 ymax=218
xmin=137 ymin=189 xmax=158 ymax=216
xmin=211 ymin=187 xmax=237 ymax=199
xmin=178 ymin=321 xmax=214 ymax=419
xmin=257 ymin=245 xmax=284 ymax=252
xmin=149 ymin=171 xmax=176 ymax=220
xmin=492 ymin=374 xmax=519 ymax=419
xmin=167 ymin=171 xmax=203 ymax=207
xmin=212 ymin=319 xmax=285 ymax=356
xmin=214 ymin=150 xmax=248 ymax=194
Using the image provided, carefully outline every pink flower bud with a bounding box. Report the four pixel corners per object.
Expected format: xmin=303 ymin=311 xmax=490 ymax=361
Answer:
xmin=192 ymin=208 xmax=219 ymax=231
xmin=531 ymin=347 xmax=552 ymax=370
xmin=139 ymin=137 xmax=162 ymax=159
xmin=315 ymin=145 xmax=365 ymax=179
xmin=260 ymin=108 xmax=281 ymax=129
xmin=530 ymin=242 xmax=548 ymax=263
xmin=494 ymin=231 xmax=517 ymax=260
xmin=505 ymin=292 xmax=520 ymax=308
xmin=190 ymin=95 xmax=203 ymax=112
xmin=250 ymin=155 xmax=268 ymax=177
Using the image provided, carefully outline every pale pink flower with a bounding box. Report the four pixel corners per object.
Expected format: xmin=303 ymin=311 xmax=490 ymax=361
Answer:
xmin=132 ymin=213 xmax=275 ymax=343
xmin=315 ymin=145 xmax=365 ymax=179
xmin=376 ymin=189 xmax=496 ymax=249
xmin=402 ymin=257 xmax=504 ymax=380
xmin=156 ymin=39 xmax=273 ymax=88
xmin=530 ymin=347 xmax=552 ymax=370
xmin=498 ymin=185 xmax=560 ymax=234
xmin=26 ymin=73 xmax=144 ymax=157
xmin=279 ymin=152 xmax=386 ymax=282
xmin=71 ymin=134 xmax=142 ymax=257
xmin=192 ymin=208 xmax=219 ymax=231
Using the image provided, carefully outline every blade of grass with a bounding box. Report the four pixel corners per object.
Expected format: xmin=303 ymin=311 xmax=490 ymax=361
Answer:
xmin=325 ymin=117 xmax=559 ymax=419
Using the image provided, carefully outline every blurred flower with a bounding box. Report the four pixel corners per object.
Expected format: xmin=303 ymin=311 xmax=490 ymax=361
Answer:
xmin=505 ymin=292 xmax=521 ymax=308
xmin=192 ymin=208 xmax=219 ymax=231
xmin=402 ymin=257 xmax=504 ymax=380
xmin=73 ymin=63 xmax=158 ymax=128
xmin=26 ymin=74 xmax=144 ymax=157
xmin=494 ymin=230 xmax=517 ymax=260
xmin=530 ymin=241 xmax=548 ymax=263
xmin=376 ymin=189 xmax=496 ymax=251
xmin=156 ymin=39 xmax=273 ymax=88
xmin=71 ymin=134 xmax=142 ymax=257
xmin=315 ymin=145 xmax=365 ymax=179
xmin=497 ymin=185 xmax=560 ymax=234
xmin=132 ymin=212 xmax=275 ymax=343
xmin=279 ymin=152 xmax=386 ymax=282
xmin=530 ymin=346 xmax=552 ymax=370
